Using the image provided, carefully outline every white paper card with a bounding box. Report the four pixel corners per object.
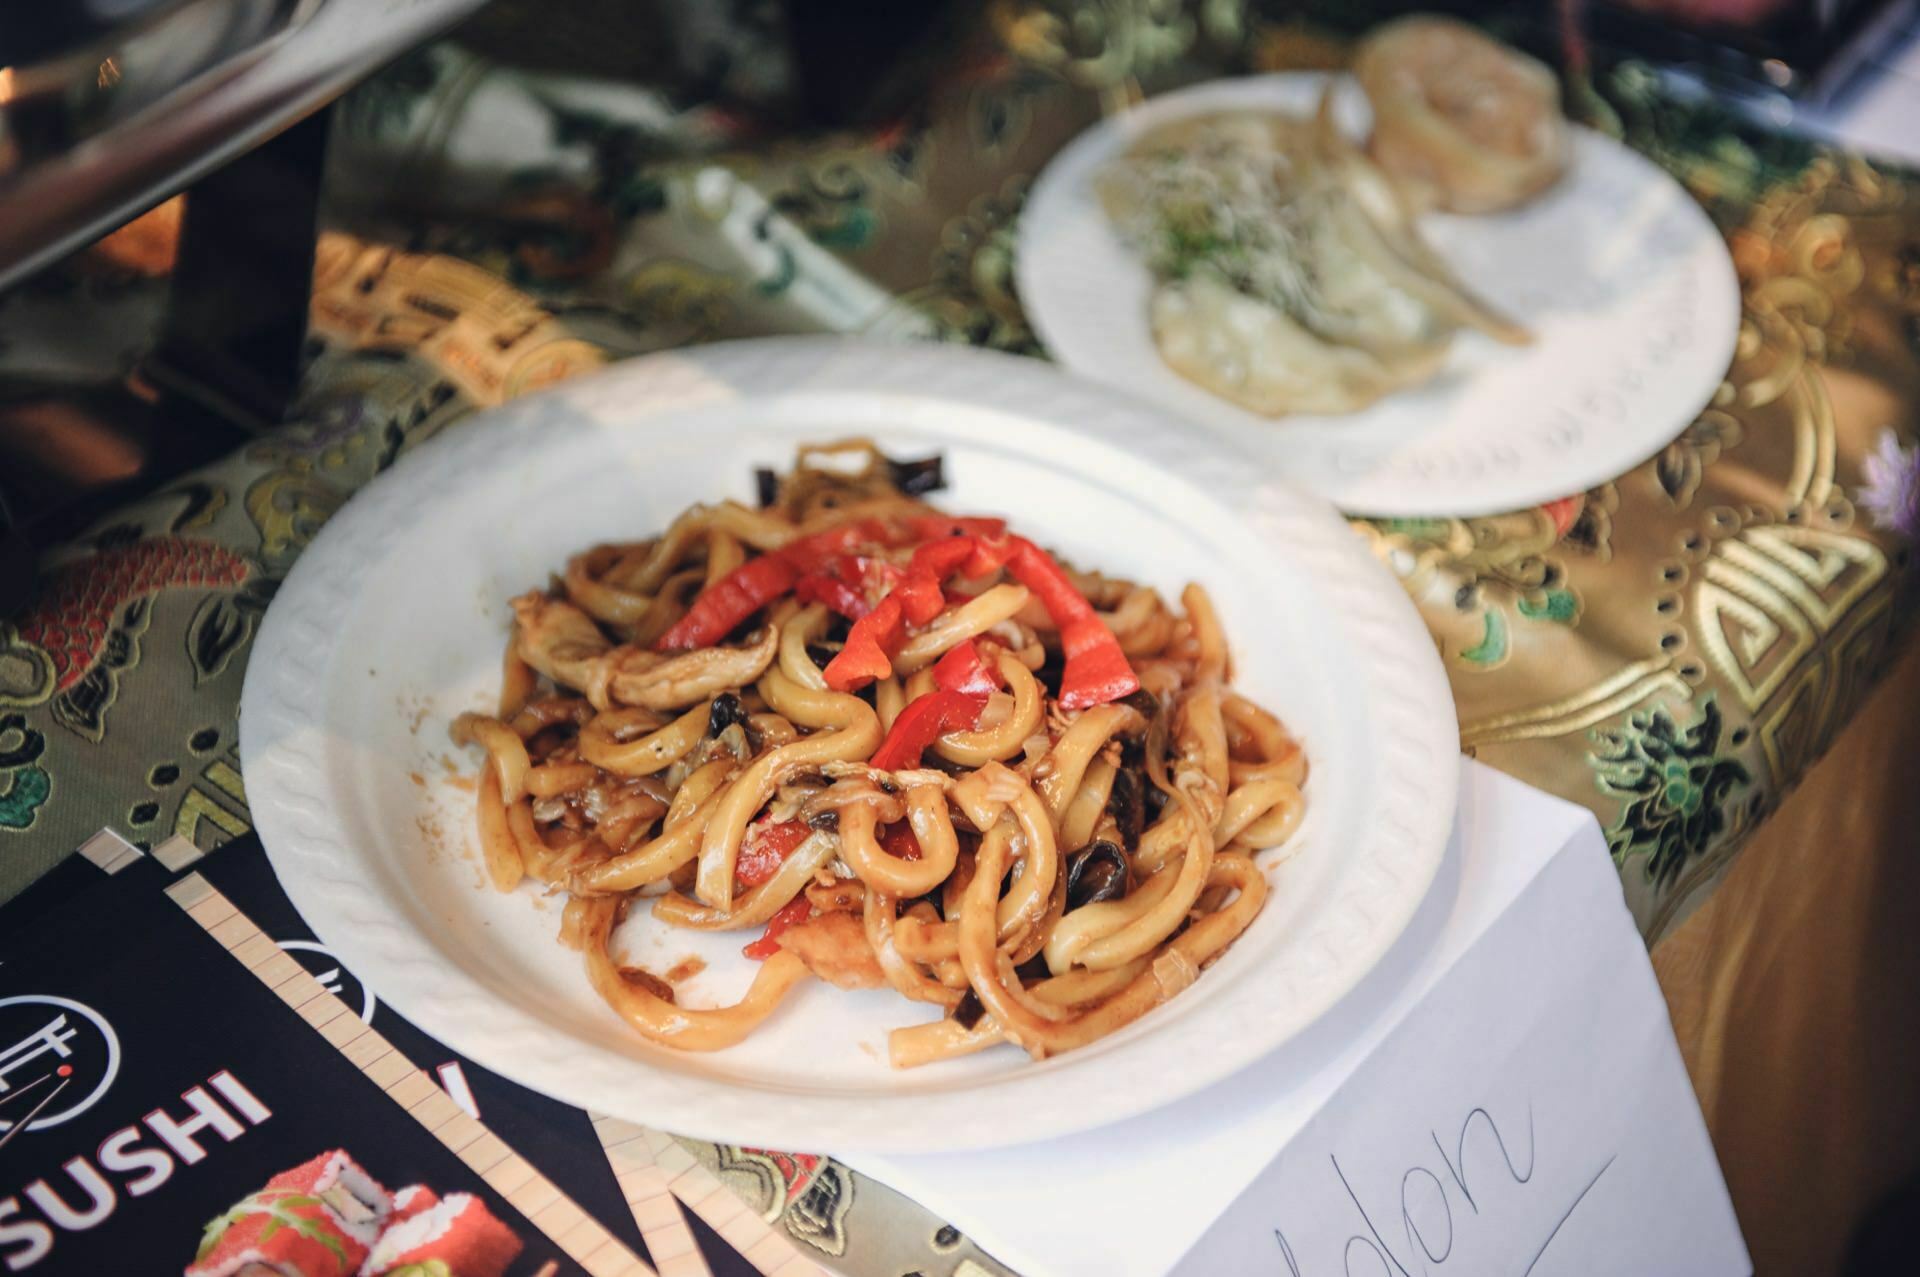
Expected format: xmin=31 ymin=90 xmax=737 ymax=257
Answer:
xmin=1184 ymin=830 xmax=1745 ymax=1276
xmin=846 ymin=765 xmax=1748 ymax=1277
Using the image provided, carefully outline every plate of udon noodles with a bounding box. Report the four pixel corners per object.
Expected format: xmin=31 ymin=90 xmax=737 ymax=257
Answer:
xmin=241 ymin=339 xmax=1458 ymax=1151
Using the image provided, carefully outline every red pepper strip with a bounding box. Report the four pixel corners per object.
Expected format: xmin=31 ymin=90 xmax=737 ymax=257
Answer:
xmin=1004 ymin=536 xmax=1090 ymax=623
xmin=776 ymin=518 xmax=900 ymax=573
xmin=655 ymin=554 xmax=798 ymax=651
xmin=734 ymin=817 xmax=813 ymax=888
xmin=835 ymin=554 xmax=914 ymax=617
xmin=909 ymin=537 xmax=976 ymax=580
xmin=962 ymin=533 xmax=1017 ymax=576
xmin=1054 ymin=624 xmax=1139 ymax=710
xmin=870 ymin=689 xmax=989 ymax=770
xmin=909 ymin=531 xmax=1017 ymax=583
xmin=1005 ymin=537 xmax=1140 ymax=710
xmin=892 ymin=569 xmax=947 ymax=626
xmin=796 ymin=553 xmax=909 ymax=621
xmin=880 ymin=822 xmax=923 ymax=860
xmin=817 ymin=560 xmax=943 ymax=688
xmin=931 ymin=638 xmax=1001 ymax=695
xmin=795 ymin=571 xmax=871 ymax=620
xmin=905 ymin=514 xmax=1007 ymax=541
xmin=743 ymin=897 xmax=813 ymax=960
xmin=842 ymin=553 xmax=905 ymax=592
xmin=822 ymin=596 xmax=905 ymax=691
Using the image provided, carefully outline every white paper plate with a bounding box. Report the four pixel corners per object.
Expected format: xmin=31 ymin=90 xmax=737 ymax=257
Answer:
xmin=240 ymin=339 xmax=1458 ymax=1152
xmin=1017 ymin=73 xmax=1741 ymax=518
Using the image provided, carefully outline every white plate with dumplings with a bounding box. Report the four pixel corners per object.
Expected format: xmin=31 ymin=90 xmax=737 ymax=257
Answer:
xmin=1018 ymin=65 xmax=1740 ymax=518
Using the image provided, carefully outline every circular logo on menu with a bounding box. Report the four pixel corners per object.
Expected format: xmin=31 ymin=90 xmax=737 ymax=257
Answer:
xmin=0 ymin=995 xmax=121 ymax=1136
xmin=277 ymin=940 xmax=377 ymax=1024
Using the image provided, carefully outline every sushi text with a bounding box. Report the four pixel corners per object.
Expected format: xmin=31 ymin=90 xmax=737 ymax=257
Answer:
xmin=0 ymin=1070 xmax=272 ymax=1271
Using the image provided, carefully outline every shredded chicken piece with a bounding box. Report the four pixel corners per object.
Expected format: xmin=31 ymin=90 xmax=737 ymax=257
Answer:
xmin=511 ymin=592 xmax=613 ymax=696
xmin=776 ymin=910 xmax=886 ymax=989
xmin=610 ymin=626 xmax=778 ymax=710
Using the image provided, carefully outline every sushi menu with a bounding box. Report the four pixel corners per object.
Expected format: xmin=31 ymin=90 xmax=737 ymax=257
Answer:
xmin=0 ymin=843 xmax=646 ymax=1276
xmin=180 ymin=841 xmax=661 ymax=1268
xmin=174 ymin=835 xmax=765 ymax=1277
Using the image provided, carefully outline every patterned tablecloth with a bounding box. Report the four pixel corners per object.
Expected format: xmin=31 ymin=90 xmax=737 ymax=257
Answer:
xmin=1 ymin=3 xmax=1917 ymax=1273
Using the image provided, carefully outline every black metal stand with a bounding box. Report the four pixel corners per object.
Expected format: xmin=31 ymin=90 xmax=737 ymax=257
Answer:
xmin=0 ymin=109 xmax=329 ymax=620
xmin=147 ymin=108 xmax=330 ymax=430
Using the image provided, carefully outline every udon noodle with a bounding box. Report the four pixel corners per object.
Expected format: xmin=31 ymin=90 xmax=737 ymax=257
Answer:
xmin=452 ymin=441 xmax=1307 ymax=1067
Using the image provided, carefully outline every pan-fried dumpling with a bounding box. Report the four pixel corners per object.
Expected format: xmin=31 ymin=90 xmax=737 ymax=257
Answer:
xmin=1097 ymin=95 xmax=1527 ymax=417
xmin=1151 ymin=273 xmax=1447 ymax=416
xmin=1305 ymin=91 xmax=1531 ymax=347
xmin=1354 ymin=16 xmax=1569 ymax=215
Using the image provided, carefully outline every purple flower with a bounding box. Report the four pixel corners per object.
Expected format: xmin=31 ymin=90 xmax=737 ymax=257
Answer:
xmin=1859 ymin=427 xmax=1920 ymax=539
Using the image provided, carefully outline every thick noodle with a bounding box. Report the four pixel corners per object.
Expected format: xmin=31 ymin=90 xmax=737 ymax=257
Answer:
xmin=581 ymin=898 xmax=809 ymax=1049
xmin=452 ymin=447 xmax=1310 ymax=1068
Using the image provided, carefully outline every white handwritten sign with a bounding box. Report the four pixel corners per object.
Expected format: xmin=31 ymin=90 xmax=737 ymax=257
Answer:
xmin=847 ymin=765 xmax=1748 ymax=1277
xmin=1206 ymin=835 xmax=1741 ymax=1276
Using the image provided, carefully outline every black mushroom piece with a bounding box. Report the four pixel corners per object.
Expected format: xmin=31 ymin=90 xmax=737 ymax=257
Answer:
xmin=1034 ymin=648 xmax=1065 ymax=698
xmin=707 ymin=692 xmax=751 ymax=737
xmin=951 ymin=988 xmax=985 ymax=1029
xmin=754 ymin=467 xmax=781 ymax=508
xmin=1107 ymin=766 xmax=1146 ymax=850
xmin=948 ymin=945 xmax=1055 ymax=1030
xmin=1065 ymin=841 xmax=1130 ymax=910
xmin=1121 ymin=687 xmax=1161 ymax=722
xmin=885 ymin=452 xmax=946 ymax=496
xmin=806 ymin=809 xmax=841 ymax=833
xmin=1145 ymin=785 xmax=1171 ymax=826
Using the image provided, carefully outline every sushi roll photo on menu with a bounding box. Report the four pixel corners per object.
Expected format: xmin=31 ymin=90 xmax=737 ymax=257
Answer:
xmin=0 ymin=842 xmax=636 ymax=1276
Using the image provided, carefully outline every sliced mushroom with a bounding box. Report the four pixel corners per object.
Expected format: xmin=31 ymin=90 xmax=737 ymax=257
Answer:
xmin=885 ymin=452 xmax=946 ymax=496
xmin=707 ymin=691 xmax=751 ymax=737
xmin=1121 ymin=687 xmax=1162 ymax=722
xmin=1107 ymin=767 xmax=1146 ymax=851
xmin=1065 ymin=841 xmax=1130 ymax=910
xmin=950 ymin=988 xmax=986 ymax=1029
xmin=511 ymin=592 xmax=613 ymax=695
xmin=609 ymin=626 xmax=778 ymax=711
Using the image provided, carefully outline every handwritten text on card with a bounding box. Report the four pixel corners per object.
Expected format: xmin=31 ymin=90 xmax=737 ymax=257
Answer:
xmin=1272 ymin=1101 xmax=1617 ymax=1277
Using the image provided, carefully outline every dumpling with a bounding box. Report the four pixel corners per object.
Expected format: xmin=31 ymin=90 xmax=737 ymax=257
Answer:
xmin=1150 ymin=273 xmax=1447 ymax=417
xmin=1305 ymin=91 xmax=1531 ymax=348
xmin=1095 ymin=110 xmax=1317 ymax=287
xmin=1097 ymin=94 xmax=1528 ymax=417
xmin=1353 ymin=15 xmax=1569 ymax=214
